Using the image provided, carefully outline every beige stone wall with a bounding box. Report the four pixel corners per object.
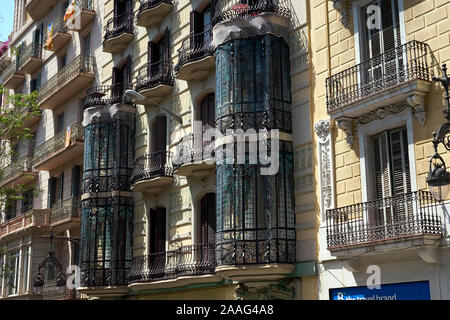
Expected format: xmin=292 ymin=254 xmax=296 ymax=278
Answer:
xmin=311 ymin=0 xmax=450 ymax=211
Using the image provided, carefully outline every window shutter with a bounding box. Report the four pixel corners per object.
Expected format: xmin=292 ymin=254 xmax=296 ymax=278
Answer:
xmin=164 ymin=28 xmax=170 ymax=63
xmin=201 ymin=193 xmax=216 ymax=244
xmin=59 ymin=172 xmax=64 ymax=203
xmin=150 ymin=208 xmax=166 ymax=254
xmin=48 ymin=177 xmax=57 ymax=209
xmin=126 ymin=55 xmax=132 ymax=89
xmin=71 ymin=166 xmax=81 ymax=197
xmin=373 ymin=131 xmax=392 ymax=200
xmin=389 ymin=128 xmax=411 ymax=196
xmin=190 ymin=11 xmax=202 ymax=49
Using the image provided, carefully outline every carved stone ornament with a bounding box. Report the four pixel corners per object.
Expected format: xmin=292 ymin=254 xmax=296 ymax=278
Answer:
xmin=314 ymin=119 xmax=331 ymax=143
xmin=354 ymin=102 xmax=409 ymax=126
xmin=407 ymin=92 xmax=427 ymax=126
xmin=332 ymin=0 xmax=351 ymax=28
xmin=235 ymin=281 xmax=297 ymax=300
xmin=336 ymin=117 xmax=354 ymax=147
xmin=314 ymin=119 xmax=333 ymax=211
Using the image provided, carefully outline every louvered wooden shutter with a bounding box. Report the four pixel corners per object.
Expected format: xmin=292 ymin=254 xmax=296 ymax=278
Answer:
xmin=48 ymin=177 xmax=57 ymax=208
xmin=190 ymin=11 xmax=203 ymax=49
xmin=152 ymin=116 xmax=167 ymax=153
xmin=124 ymin=55 xmax=132 ymax=90
xmin=389 ymin=128 xmax=411 ymax=196
xmin=71 ymin=166 xmax=81 ymax=197
xmin=373 ymin=131 xmax=392 ymax=200
xmin=164 ymin=28 xmax=170 ymax=63
xmin=201 ymin=193 xmax=216 ymax=244
xmin=58 ymin=172 xmax=64 ymax=203
xmin=150 ymin=208 xmax=166 ymax=254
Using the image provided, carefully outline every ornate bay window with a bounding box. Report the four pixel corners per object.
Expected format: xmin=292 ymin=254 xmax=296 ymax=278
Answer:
xmin=214 ymin=34 xmax=295 ymax=266
xmin=80 ymin=104 xmax=135 ymax=287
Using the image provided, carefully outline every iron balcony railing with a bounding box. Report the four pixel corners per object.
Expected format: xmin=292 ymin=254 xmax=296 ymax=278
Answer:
xmin=212 ymin=0 xmax=291 ymax=27
xmin=50 ymin=197 xmax=81 ymax=225
xmin=174 ymin=28 xmax=214 ymax=74
xmin=128 ymin=243 xmax=216 ymax=283
xmin=74 ymin=0 xmax=94 ymax=10
xmin=32 ymin=123 xmax=84 ymax=166
xmin=17 ymin=42 xmax=42 ymax=70
xmin=137 ymin=0 xmax=173 ymax=20
xmin=43 ymin=17 xmax=69 ymax=41
xmin=1 ymin=59 xmax=19 ymax=82
xmin=104 ymin=11 xmax=134 ymax=44
xmin=172 ymin=133 xmax=215 ymax=169
xmin=0 ymin=155 xmax=33 ymax=186
xmin=41 ymin=279 xmax=74 ymax=300
xmin=84 ymin=83 xmax=132 ymax=109
xmin=130 ymin=151 xmax=173 ymax=185
xmin=135 ymin=60 xmax=174 ymax=92
xmin=326 ymin=191 xmax=442 ymax=249
xmin=37 ymin=55 xmax=95 ymax=103
xmin=326 ymin=40 xmax=432 ymax=114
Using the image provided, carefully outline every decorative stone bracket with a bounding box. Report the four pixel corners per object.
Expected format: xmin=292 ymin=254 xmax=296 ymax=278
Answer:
xmin=407 ymin=92 xmax=427 ymax=126
xmin=331 ymin=0 xmax=353 ymax=28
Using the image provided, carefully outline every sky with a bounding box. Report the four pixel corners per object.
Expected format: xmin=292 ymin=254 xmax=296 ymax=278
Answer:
xmin=0 ymin=1 xmax=14 ymax=42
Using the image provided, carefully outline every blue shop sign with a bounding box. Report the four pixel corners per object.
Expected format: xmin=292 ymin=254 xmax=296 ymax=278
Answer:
xmin=330 ymin=281 xmax=431 ymax=300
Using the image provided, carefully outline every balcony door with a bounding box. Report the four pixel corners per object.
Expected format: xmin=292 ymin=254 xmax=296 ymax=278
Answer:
xmin=190 ymin=5 xmax=212 ymax=51
xmin=199 ymin=93 xmax=215 ymax=159
xmin=112 ymin=56 xmax=132 ymax=100
xmin=361 ymin=0 xmax=403 ymax=92
xmin=151 ymin=116 xmax=167 ymax=175
xmin=114 ymin=0 xmax=132 ymax=28
xmin=149 ymin=207 xmax=166 ymax=277
xmin=200 ymin=193 xmax=216 ymax=245
xmin=148 ymin=29 xmax=170 ymax=81
xmin=371 ymin=127 xmax=411 ymax=236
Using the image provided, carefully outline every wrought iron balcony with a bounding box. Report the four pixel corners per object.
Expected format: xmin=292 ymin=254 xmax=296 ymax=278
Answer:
xmin=326 ymin=191 xmax=442 ymax=250
xmin=136 ymin=0 xmax=174 ymax=28
xmin=16 ymin=42 xmax=43 ymax=74
xmin=65 ymin=0 xmax=96 ymax=32
xmin=172 ymin=133 xmax=215 ymax=177
xmin=103 ymin=12 xmax=134 ymax=54
xmin=26 ymin=0 xmax=60 ymax=21
xmin=41 ymin=279 xmax=74 ymax=300
xmin=38 ymin=55 xmax=95 ymax=109
xmin=130 ymin=151 xmax=174 ymax=193
xmin=0 ymin=51 xmax=11 ymax=73
xmin=128 ymin=244 xmax=216 ymax=283
xmin=84 ymin=83 xmax=132 ymax=109
xmin=135 ymin=60 xmax=174 ymax=103
xmin=43 ymin=17 xmax=71 ymax=53
xmin=212 ymin=0 xmax=291 ymax=27
xmin=174 ymin=29 xmax=215 ymax=81
xmin=0 ymin=155 xmax=36 ymax=187
xmin=0 ymin=209 xmax=50 ymax=239
xmin=1 ymin=60 xmax=25 ymax=89
xmin=32 ymin=123 xmax=84 ymax=171
xmin=326 ymin=40 xmax=432 ymax=116
xmin=50 ymin=197 xmax=81 ymax=229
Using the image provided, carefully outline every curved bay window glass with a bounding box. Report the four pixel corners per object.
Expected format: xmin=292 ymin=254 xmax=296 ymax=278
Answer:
xmin=215 ymin=34 xmax=295 ymax=266
xmin=83 ymin=120 xmax=135 ymax=193
xmin=81 ymin=115 xmax=135 ymax=287
xmin=81 ymin=197 xmax=133 ymax=286
xmin=215 ymin=34 xmax=292 ymax=134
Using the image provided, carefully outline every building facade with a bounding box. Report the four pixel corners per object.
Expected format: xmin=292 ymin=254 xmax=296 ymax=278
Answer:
xmin=0 ymin=0 xmax=103 ymax=299
xmin=313 ymin=0 xmax=450 ymax=300
xmin=0 ymin=0 xmax=448 ymax=300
